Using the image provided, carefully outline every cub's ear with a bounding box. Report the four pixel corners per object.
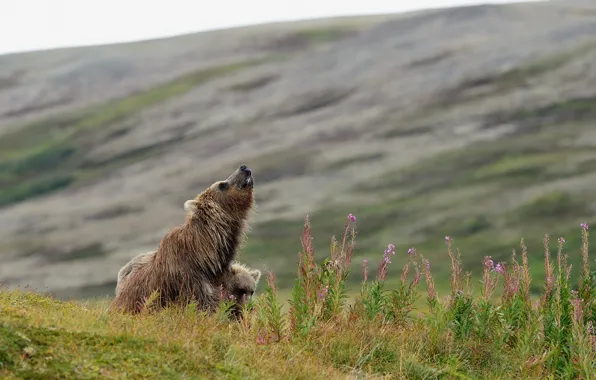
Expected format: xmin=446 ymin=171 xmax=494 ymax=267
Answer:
xmin=250 ymin=269 xmax=262 ymax=284
xmin=184 ymin=200 xmax=198 ymax=213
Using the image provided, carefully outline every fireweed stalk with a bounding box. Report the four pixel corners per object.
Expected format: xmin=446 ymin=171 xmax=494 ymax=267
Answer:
xmin=419 ymin=253 xmax=437 ymax=309
xmin=359 ymin=243 xmax=424 ymax=324
xmin=541 ymin=234 xmax=555 ymax=307
xmin=388 ymin=247 xmax=422 ymax=325
xmin=473 ymin=255 xmax=501 ymax=340
xmin=288 ymin=213 xmax=357 ymax=336
xmin=578 ymin=223 xmax=594 ymax=324
xmin=358 ymin=243 xmax=396 ymax=322
xmin=376 ymin=243 xmax=395 ymax=281
xmin=445 ymin=236 xmax=463 ymax=300
xmin=481 ymin=255 xmax=500 ymax=301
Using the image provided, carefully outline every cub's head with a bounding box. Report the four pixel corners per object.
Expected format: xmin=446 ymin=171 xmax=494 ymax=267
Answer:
xmin=227 ymin=262 xmax=261 ymax=305
xmin=184 ymin=165 xmax=254 ymax=219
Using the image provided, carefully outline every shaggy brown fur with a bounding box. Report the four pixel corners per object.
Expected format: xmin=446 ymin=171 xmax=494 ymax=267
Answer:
xmin=110 ymin=165 xmax=255 ymax=314
xmin=115 ymin=252 xmax=262 ymax=311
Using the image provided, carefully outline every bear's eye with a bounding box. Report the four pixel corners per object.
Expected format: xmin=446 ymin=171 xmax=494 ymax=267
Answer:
xmin=217 ymin=182 xmax=230 ymax=191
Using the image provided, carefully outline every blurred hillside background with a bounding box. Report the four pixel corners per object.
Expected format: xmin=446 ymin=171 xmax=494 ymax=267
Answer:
xmin=1 ymin=0 xmax=596 ymax=302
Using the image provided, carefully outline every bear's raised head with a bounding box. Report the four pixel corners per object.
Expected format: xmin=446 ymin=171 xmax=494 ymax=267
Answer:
xmin=184 ymin=165 xmax=254 ymax=222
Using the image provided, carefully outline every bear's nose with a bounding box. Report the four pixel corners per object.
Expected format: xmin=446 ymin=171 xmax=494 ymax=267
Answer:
xmin=239 ymin=165 xmax=248 ymax=171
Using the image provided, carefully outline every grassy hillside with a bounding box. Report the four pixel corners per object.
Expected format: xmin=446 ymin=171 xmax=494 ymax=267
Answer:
xmin=1 ymin=218 xmax=594 ymax=379
xmin=1 ymin=0 xmax=596 ymax=303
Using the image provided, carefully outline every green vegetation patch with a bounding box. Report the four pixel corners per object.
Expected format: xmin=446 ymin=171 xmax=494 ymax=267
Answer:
xmin=496 ymin=45 xmax=588 ymax=87
xmin=510 ymin=96 xmax=596 ymax=127
xmin=0 ymin=174 xmax=74 ymax=208
xmin=0 ymin=59 xmax=266 ymax=153
xmin=0 ymin=323 xmax=209 ymax=379
xmin=0 ymin=58 xmax=269 ymax=209
xmin=363 ymin=125 xmax=592 ymax=193
xmin=418 ymin=215 xmax=493 ymax=239
xmin=0 ymin=288 xmax=345 ymax=379
xmin=507 ymin=191 xmax=586 ymax=222
xmin=471 ymin=152 xmax=568 ymax=181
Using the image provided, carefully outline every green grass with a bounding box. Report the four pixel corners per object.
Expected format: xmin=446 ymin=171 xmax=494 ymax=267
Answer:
xmin=0 ymin=289 xmax=345 ymax=379
xmin=1 ymin=216 xmax=594 ymax=379
xmin=0 ymin=322 xmax=208 ymax=379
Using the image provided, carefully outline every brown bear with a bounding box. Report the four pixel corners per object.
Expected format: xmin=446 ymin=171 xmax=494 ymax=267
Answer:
xmin=110 ymin=165 xmax=255 ymax=314
xmin=115 ymin=251 xmax=262 ymax=313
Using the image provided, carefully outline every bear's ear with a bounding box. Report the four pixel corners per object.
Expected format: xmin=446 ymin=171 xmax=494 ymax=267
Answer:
xmin=250 ymin=269 xmax=261 ymax=283
xmin=183 ymin=200 xmax=198 ymax=213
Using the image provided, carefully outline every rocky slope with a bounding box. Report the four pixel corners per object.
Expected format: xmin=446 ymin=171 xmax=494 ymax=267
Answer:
xmin=1 ymin=0 xmax=596 ymax=299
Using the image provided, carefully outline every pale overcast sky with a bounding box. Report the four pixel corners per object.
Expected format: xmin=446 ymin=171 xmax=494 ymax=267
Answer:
xmin=1 ymin=0 xmax=542 ymax=56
